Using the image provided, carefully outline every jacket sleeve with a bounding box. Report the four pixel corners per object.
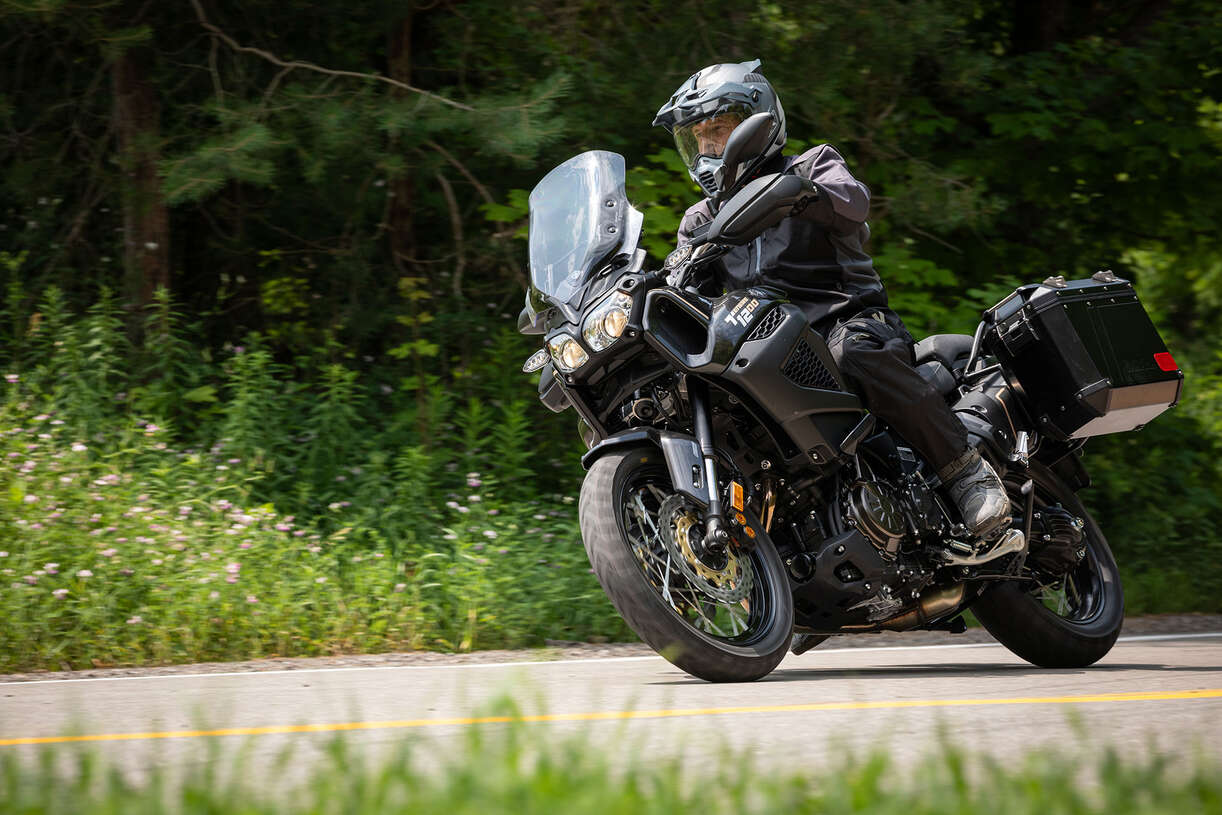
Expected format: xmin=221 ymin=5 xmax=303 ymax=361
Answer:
xmin=790 ymin=145 xmax=870 ymax=236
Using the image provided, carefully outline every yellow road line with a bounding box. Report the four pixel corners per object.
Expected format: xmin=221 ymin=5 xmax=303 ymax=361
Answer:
xmin=3 ymin=688 xmax=1221 ymax=748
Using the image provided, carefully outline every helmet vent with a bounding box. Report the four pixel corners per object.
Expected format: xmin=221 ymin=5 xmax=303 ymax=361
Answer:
xmin=697 ymin=170 xmax=717 ymax=193
xmin=743 ymin=73 xmax=766 ymax=83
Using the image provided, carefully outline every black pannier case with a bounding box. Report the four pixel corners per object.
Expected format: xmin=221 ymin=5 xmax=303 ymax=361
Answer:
xmin=983 ymin=273 xmax=1183 ymax=440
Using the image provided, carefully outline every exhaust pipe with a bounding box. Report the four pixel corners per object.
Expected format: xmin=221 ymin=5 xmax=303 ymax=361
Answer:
xmin=878 ymin=583 xmax=966 ymax=632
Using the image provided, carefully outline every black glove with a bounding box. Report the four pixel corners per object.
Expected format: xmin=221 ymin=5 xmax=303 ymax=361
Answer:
xmin=789 ymin=177 xmax=819 ymax=217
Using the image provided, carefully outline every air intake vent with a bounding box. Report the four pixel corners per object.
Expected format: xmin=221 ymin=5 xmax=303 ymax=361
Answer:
xmin=696 ymin=170 xmax=717 ymax=194
xmin=745 ymin=307 xmax=784 ymax=341
xmin=743 ymin=73 xmax=767 ymax=83
xmin=782 ymin=338 xmax=840 ymax=391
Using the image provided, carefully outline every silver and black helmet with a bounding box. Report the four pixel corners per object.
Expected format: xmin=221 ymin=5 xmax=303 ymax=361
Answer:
xmin=652 ymin=59 xmax=786 ymax=198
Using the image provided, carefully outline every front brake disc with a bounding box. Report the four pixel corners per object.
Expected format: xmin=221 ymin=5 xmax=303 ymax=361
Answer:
xmin=658 ymin=494 xmax=753 ymax=604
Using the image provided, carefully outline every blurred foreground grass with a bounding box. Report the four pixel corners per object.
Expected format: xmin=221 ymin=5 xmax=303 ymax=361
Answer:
xmin=1 ymin=712 xmax=1219 ymax=814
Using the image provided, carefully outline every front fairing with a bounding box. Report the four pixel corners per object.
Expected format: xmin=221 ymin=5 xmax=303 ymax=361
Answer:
xmin=525 ymin=151 xmax=642 ymax=327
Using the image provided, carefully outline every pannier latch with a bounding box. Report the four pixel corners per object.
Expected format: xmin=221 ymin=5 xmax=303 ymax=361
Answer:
xmin=1000 ymin=308 xmax=1040 ymax=355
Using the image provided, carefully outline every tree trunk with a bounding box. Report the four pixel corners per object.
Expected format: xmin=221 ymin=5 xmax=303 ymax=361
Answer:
xmin=113 ymin=50 xmax=170 ymax=306
xmin=388 ymin=13 xmax=416 ymax=273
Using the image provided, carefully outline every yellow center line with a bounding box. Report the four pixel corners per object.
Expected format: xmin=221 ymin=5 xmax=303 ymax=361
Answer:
xmin=3 ymin=688 xmax=1221 ymax=748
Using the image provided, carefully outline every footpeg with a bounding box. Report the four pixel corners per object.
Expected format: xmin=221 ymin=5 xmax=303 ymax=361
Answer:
xmin=937 ymin=528 xmax=1027 ymax=566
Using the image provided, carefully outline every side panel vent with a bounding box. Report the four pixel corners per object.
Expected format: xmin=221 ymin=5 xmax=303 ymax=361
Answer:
xmin=743 ymin=73 xmax=767 ymax=83
xmin=782 ymin=338 xmax=840 ymax=391
xmin=745 ymin=307 xmax=784 ymax=341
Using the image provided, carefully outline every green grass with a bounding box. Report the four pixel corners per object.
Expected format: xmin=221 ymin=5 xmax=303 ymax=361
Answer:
xmin=1 ymin=715 xmax=1219 ymax=813
xmin=0 ymin=406 xmax=629 ymax=673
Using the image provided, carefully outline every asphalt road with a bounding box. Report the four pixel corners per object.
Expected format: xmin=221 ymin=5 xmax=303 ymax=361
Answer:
xmin=2 ymin=633 xmax=1220 ymax=781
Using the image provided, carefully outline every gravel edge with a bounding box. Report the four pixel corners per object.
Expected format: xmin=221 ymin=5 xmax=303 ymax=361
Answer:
xmin=2 ymin=613 xmax=1219 ymax=683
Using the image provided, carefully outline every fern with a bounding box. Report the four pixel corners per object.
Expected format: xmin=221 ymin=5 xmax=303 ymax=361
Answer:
xmin=221 ymin=340 xmax=281 ymax=464
xmin=490 ymin=401 xmax=532 ymax=501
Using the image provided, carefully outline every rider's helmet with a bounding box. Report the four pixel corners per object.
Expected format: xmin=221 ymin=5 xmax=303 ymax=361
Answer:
xmin=652 ymin=59 xmax=786 ymax=199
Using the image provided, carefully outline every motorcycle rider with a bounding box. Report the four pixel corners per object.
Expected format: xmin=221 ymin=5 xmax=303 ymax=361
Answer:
xmin=654 ymin=59 xmax=1011 ymax=541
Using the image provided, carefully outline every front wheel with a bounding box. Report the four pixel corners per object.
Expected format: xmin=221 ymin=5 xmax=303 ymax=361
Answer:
xmin=579 ymin=446 xmax=793 ymax=682
xmin=971 ymin=461 xmax=1124 ymax=668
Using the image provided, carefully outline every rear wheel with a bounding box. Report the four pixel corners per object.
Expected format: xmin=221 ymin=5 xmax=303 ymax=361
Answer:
xmin=579 ymin=446 xmax=793 ymax=682
xmin=971 ymin=461 xmax=1123 ymax=668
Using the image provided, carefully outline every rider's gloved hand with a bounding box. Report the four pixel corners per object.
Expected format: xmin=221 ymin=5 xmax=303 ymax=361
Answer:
xmin=789 ymin=176 xmax=819 ymax=217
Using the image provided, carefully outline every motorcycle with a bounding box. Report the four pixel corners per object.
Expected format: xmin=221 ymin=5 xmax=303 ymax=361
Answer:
xmin=516 ymin=114 xmax=1184 ymax=682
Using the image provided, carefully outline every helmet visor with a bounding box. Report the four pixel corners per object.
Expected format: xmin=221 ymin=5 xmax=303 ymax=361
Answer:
xmin=673 ymin=105 xmax=752 ymax=171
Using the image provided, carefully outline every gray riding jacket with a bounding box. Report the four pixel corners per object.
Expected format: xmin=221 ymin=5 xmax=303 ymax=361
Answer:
xmin=675 ymin=144 xmax=887 ymax=328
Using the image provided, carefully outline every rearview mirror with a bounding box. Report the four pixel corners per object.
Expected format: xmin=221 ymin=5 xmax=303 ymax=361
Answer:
xmin=707 ymin=173 xmax=815 ymax=245
xmin=717 ymin=112 xmax=776 ymax=198
xmin=518 ymin=305 xmax=546 ymax=335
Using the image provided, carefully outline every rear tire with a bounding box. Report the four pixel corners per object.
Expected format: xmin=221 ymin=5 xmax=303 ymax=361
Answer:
xmin=971 ymin=461 xmax=1123 ymax=668
xmin=579 ymin=446 xmax=793 ymax=682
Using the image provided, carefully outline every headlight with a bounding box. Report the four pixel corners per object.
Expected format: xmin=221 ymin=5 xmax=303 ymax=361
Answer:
xmin=547 ymin=333 xmax=588 ymax=372
xmin=582 ymin=290 xmax=633 ymax=352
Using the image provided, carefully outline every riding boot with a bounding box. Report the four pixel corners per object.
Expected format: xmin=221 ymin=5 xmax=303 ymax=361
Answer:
xmin=938 ymin=448 xmax=1011 ymax=539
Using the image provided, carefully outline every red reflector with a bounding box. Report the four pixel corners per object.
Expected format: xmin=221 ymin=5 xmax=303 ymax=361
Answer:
xmin=1154 ymin=352 xmax=1178 ymax=372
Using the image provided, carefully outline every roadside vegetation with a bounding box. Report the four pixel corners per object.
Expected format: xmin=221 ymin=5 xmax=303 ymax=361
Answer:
xmin=0 ymin=291 xmax=631 ymax=673
xmin=0 ymin=287 xmax=1217 ymax=673
xmin=1 ymin=716 xmax=1219 ymax=813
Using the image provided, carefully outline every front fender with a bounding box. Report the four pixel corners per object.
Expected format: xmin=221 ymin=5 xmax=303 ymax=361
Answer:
xmin=581 ymin=428 xmax=707 ymax=507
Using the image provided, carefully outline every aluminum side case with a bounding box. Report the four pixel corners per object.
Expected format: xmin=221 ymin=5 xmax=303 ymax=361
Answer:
xmin=984 ymin=274 xmax=1184 ymax=440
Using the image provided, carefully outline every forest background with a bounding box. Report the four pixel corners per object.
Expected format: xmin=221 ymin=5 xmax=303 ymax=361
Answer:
xmin=0 ymin=0 xmax=1219 ymax=671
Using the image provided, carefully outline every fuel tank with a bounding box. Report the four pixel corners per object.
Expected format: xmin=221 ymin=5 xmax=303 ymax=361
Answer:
xmin=643 ymin=287 xmax=864 ymax=467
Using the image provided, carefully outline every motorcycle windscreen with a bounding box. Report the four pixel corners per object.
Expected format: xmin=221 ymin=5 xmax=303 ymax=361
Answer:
xmin=527 ymin=151 xmax=633 ymax=313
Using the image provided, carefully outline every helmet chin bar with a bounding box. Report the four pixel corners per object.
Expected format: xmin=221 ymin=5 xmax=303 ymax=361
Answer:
xmin=691 ymin=155 xmax=725 ymax=198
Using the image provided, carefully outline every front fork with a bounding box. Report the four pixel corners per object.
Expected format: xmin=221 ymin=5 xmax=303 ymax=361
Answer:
xmin=688 ymin=379 xmax=731 ymax=556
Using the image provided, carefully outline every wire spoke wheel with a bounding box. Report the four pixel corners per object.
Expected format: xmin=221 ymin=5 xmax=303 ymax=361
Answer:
xmin=621 ymin=474 xmax=760 ymax=642
xmin=579 ymin=446 xmax=792 ymax=682
xmin=972 ymin=461 xmax=1123 ymax=668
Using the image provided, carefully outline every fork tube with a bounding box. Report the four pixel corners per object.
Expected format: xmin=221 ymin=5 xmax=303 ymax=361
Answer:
xmin=688 ymin=379 xmax=729 ymax=554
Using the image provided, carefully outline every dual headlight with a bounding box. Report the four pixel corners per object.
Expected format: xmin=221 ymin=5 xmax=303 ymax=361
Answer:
xmin=547 ymin=290 xmax=633 ymax=372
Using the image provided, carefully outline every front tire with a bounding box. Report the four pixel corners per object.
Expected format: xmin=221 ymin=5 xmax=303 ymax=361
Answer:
xmin=971 ymin=461 xmax=1124 ymax=668
xmin=579 ymin=446 xmax=793 ymax=682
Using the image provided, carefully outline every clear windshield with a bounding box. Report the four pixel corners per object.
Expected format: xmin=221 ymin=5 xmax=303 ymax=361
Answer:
xmin=528 ymin=151 xmax=631 ymax=308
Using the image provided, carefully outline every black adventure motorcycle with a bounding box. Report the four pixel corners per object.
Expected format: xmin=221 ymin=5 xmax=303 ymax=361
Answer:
xmin=517 ymin=115 xmax=1184 ymax=682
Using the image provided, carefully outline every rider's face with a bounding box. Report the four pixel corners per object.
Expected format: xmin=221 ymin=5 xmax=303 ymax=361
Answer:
xmin=691 ymin=113 xmax=741 ymax=158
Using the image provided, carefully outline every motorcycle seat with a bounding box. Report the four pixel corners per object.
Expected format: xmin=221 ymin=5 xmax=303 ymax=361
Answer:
xmin=913 ymin=333 xmax=974 ymax=373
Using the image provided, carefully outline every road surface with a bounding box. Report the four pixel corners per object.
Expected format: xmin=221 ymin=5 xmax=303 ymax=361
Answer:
xmin=2 ymin=632 xmax=1220 ymax=781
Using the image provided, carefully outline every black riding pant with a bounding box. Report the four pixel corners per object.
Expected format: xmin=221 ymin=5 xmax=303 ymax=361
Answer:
xmin=819 ymin=307 xmax=968 ymax=473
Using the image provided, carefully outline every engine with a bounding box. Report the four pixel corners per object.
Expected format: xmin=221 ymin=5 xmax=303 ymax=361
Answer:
xmin=784 ymin=467 xmax=952 ymax=629
xmin=844 ymin=481 xmax=907 ymax=556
